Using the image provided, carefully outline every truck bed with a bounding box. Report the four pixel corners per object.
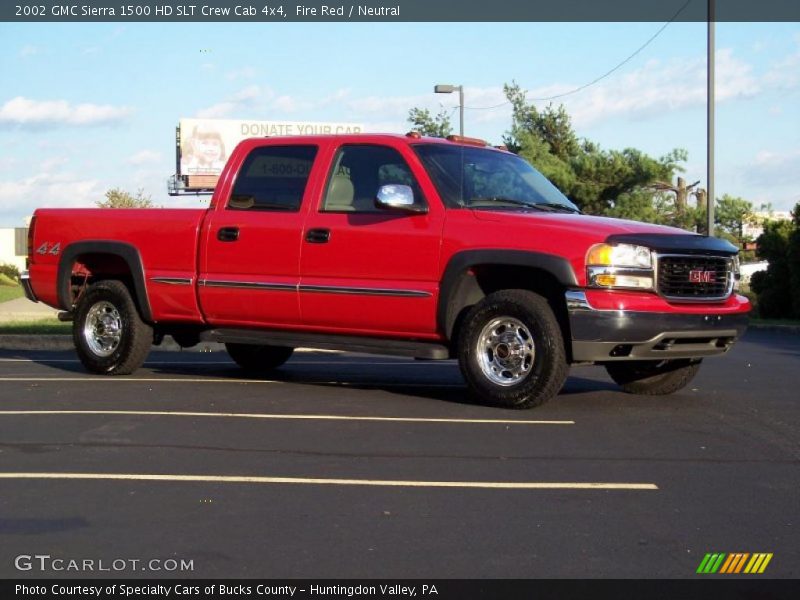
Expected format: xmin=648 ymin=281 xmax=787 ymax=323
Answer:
xmin=29 ymin=208 xmax=207 ymax=323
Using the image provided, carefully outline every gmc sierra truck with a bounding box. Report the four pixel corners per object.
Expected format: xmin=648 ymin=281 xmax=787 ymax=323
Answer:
xmin=22 ymin=133 xmax=750 ymax=408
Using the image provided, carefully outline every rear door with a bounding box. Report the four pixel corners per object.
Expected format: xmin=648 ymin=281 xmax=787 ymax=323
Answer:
xmin=298 ymin=142 xmax=445 ymax=336
xmin=198 ymin=142 xmax=323 ymax=327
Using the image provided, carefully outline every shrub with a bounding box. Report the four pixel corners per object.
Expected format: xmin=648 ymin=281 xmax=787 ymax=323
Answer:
xmin=0 ymin=263 xmax=20 ymax=282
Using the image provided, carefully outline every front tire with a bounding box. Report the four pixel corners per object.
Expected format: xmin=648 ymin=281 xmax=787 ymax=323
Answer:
xmin=457 ymin=290 xmax=568 ymax=409
xmin=225 ymin=343 xmax=293 ymax=372
xmin=73 ymin=280 xmax=152 ymax=375
xmin=605 ymin=359 xmax=702 ymax=395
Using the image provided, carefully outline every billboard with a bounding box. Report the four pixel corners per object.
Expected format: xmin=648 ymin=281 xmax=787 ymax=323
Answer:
xmin=177 ymin=118 xmax=364 ymax=190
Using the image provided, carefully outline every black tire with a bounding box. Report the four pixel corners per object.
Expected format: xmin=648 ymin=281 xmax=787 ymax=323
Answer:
xmin=605 ymin=359 xmax=702 ymax=395
xmin=73 ymin=280 xmax=152 ymax=375
xmin=457 ymin=289 xmax=568 ymax=409
xmin=225 ymin=343 xmax=293 ymax=372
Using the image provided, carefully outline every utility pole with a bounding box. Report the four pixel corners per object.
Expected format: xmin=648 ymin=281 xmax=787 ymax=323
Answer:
xmin=707 ymin=0 xmax=715 ymax=236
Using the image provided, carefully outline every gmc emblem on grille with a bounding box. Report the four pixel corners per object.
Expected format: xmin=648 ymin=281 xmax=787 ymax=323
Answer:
xmin=689 ymin=270 xmax=714 ymax=283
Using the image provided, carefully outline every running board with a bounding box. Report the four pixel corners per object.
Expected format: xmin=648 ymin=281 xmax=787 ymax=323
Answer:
xmin=202 ymin=328 xmax=451 ymax=360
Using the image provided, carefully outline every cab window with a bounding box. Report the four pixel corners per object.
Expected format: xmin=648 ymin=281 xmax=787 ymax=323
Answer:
xmin=228 ymin=145 xmax=317 ymax=211
xmin=322 ymin=145 xmax=425 ymax=213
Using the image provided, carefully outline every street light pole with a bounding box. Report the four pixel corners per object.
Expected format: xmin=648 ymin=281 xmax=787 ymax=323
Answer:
xmin=434 ymin=84 xmax=464 ymax=136
xmin=707 ymin=0 xmax=715 ymax=236
xmin=458 ymin=86 xmax=464 ymax=137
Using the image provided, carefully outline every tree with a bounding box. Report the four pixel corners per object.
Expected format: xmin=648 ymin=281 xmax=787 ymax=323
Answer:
xmin=750 ymin=216 xmax=795 ymax=318
xmin=97 ymin=188 xmax=154 ymax=209
xmin=501 ymin=82 xmax=687 ymax=217
xmin=503 ymin=82 xmax=579 ymax=161
xmin=406 ymin=107 xmax=452 ymax=138
xmin=715 ymin=194 xmax=754 ymax=241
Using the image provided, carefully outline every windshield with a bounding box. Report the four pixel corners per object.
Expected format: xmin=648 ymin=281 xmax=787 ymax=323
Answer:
xmin=413 ymin=143 xmax=579 ymax=212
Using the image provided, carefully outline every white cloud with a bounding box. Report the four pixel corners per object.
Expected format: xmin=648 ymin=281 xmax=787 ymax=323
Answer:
xmin=764 ymin=45 xmax=800 ymax=90
xmin=0 ymin=172 xmax=102 ymax=215
xmin=226 ymin=67 xmax=257 ymax=81
xmin=347 ymin=93 xmax=432 ymax=116
xmin=196 ymin=102 xmax=237 ymax=119
xmin=744 ymin=149 xmax=800 ymax=186
xmin=0 ymin=97 xmax=133 ymax=128
xmin=19 ymin=45 xmax=40 ymax=58
xmin=196 ymin=85 xmax=269 ymax=118
xmin=127 ymin=150 xmax=162 ymax=165
xmin=544 ymin=49 xmax=759 ymax=127
xmin=40 ymin=156 xmax=69 ymax=171
xmin=195 ymin=86 xmax=355 ymax=118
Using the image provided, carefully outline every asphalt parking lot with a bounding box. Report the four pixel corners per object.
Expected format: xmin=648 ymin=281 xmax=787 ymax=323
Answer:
xmin=0 ymin=329 xmax=797 ymax=579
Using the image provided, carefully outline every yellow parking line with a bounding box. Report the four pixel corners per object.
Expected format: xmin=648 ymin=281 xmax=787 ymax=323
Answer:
xmin=0 ymin=472 xmax=657 ymax=490
xmin=0 ymin=410 xmax=574 ymax=426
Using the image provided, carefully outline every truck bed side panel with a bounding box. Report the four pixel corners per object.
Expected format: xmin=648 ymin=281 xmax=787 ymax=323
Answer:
xmin=29 ymin=208 xmax=206 ymax=323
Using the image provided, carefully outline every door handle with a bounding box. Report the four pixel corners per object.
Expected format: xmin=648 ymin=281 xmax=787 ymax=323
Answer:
xmin=305 ymin=228 xmax=331 ymax=244
xmin=217 ymin=227 xmax=240 ymax=242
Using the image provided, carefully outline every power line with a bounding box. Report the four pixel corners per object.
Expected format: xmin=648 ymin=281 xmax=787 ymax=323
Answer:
xmin=464 ymin=0 xmax=693 ymax=111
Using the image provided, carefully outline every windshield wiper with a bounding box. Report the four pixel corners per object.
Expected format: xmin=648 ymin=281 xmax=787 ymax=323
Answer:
xmin=534 ymin=202 xmax=581 ymax=214
xmin=468 ymin=197 xmax=579 ymax=213
xmin=468 ymin=197 xmax=543 ymax=209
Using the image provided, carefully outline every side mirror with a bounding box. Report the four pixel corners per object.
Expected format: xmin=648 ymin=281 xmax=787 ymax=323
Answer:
xmin=375 ymin=184 xmax=426 ymax=213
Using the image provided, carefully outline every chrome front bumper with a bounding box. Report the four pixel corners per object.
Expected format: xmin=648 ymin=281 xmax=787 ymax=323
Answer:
xmin=20 ymin=271 xmax=38 ymax=303
xmin=565 ymin=290 xmax=749 ymax=363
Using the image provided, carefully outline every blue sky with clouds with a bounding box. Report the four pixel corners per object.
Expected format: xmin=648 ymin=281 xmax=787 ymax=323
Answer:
xmin=1 ymin=20 xmax=798 ymax=224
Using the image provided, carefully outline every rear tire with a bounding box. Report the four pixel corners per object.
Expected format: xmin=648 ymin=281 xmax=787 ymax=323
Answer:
xmin=73 ymin=280 xmax=152 ymax=375
xmin=605 ymin=359 xmax=702 ymax=395
xmin=225 ymin=343 xmax=293 ymax=372
xmin=457 ymin=289 xmax=568 ymax=409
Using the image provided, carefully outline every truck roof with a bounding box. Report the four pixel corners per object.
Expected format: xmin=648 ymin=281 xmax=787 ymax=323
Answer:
xmin=239 ymin=132 xmax=508 ymax=150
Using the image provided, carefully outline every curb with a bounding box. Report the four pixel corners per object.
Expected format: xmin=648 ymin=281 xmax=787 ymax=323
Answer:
xmin=747 ymin=323 xmax=800 ymax=334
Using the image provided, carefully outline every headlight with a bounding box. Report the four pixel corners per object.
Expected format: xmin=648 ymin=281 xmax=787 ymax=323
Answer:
xmin=586 ymin=243 xmax=655 ymax=290
xmin=586 ymin=243 xmax=653 ymax=268
xmin=732 ymin=255 xmax=741 ymax=292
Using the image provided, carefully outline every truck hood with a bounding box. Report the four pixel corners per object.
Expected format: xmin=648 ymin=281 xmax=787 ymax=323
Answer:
xmin=470 ymin=209 xmax=689 ymax=238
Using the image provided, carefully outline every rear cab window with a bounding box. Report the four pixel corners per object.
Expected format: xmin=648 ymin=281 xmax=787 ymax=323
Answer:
xmin=228 ymin=145 xmax=318 ymax=211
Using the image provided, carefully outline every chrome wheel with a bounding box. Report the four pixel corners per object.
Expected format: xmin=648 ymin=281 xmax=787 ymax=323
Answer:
xmin=83 ymin=300 xmax=122 ymax=357
xmin=476 ymin=316 xmax=535 ymax=386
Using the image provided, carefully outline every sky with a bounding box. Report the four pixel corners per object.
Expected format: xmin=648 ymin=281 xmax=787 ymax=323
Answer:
xmin=0 ymin=20 xmax=798 ymax=225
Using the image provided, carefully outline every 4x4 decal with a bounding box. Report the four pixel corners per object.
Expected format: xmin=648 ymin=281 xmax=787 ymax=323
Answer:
xmin=36 ymin=242 xmax=61 ymax=255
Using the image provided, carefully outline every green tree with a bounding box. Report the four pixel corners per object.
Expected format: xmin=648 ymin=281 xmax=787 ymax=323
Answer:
xmin=407 ymin=107 xmax=453 ymax=138
xmin=503 ymin=82 xmax=579 ymax=161
xmin=750 ymin=218 xmax=795 ymax=318
xmin=788 ymin=204 xmax=800 ymax=318
xmin=501 ymin=82 xmax=687 ymax=218
xmin=97 ymin=188 xmax=154 ymax=208
xmin=715 ymin=194 xmax=754 ymax=241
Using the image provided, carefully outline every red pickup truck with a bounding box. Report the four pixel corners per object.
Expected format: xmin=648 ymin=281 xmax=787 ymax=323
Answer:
xmin=22 ymin=133 xmax=750 ymax=408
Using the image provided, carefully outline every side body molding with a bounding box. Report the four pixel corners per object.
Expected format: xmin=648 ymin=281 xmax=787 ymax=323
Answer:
xmin=57 ymin=241 xmax=153 ymax=322
xmin=437 ymin=249 xmax=579 ymax=339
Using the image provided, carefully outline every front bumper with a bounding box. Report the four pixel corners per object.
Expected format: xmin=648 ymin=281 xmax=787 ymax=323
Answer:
xmin=566 ymin=290 xmax=749 ymax=363
xmin=20 ymin=271 xmax=38 ymax=303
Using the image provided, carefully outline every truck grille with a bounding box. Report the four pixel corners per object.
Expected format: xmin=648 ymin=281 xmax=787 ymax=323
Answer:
xmin=657 ymin=255 xmax=733 ymax=300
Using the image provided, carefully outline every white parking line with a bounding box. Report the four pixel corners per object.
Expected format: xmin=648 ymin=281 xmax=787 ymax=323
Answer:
xmin=0 ymin=377 xmax=279 ymax=384
xmin=0 ymin=410 xmax=574 ymax=426
xmin=0 ymin=377 xmax=464 ymax=388
xmin=0 ymin=472 xmax=657 ymax=490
